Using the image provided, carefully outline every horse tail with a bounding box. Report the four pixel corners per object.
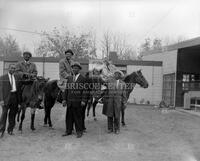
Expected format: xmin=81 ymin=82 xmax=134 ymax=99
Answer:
xmin=17 ymin=108 xmax=21 ymax=122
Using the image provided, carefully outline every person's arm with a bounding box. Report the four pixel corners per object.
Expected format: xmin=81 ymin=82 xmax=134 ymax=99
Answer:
xmin=31 ymin=63 xmax=38 ymax=77
xmin=15 ymin=62 xmax=24 ymax=77
xmin=81 ymin=77 xmax=88 ymax=106
xmin=62 ymin=89 xmax=67 ymax=107
xmin=121 ymin=82 xmax=127 ymax=105
xmin=59 ymin=60 xmax=71 ymax=80
xmin=0 ymin=76 xmax=4 ymax=104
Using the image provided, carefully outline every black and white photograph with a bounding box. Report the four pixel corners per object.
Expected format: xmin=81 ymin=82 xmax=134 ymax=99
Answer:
xmin=0 ymin=0 xmax=200 ymax=160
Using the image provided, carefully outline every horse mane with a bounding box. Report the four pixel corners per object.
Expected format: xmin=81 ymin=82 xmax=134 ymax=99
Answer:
xmin=31 ymin=77 xmax=46 ymax=98
xmin=123 ymin=71 xmax=136 ymax=83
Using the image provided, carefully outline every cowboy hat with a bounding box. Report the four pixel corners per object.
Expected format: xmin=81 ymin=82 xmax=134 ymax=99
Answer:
xmin=65 ymin=49 xmax=74 ymax=55
xmin=71 ymin=62 xmax=82 ymax=69
xmin=114 ymin=70 xmax=124 ymax=77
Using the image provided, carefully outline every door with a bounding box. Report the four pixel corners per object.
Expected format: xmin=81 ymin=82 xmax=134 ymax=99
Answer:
xmin=162 ymin=73 xmax=175 ymax=106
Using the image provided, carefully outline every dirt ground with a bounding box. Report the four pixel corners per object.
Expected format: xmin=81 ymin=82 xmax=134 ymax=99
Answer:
xmin=1 ymin=104 xmax=200 ymax=161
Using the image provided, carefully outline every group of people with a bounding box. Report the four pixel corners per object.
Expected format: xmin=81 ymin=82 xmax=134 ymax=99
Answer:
xmin=59 ymin=49 xmax=128 ymax=138
xmin=0 ymin=49 xmax=128 ymax=138
xmin=0 ymin=51 xmax=38 ymax=136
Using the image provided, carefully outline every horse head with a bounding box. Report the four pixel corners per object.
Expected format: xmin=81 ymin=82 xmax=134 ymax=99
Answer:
xmin=30 ymin=76 xmax=49 ymax=108
xmin=34 ymin=76 xmax=49 ymax=100
xmin=135 ymin=70 xmax=149 ymax=88
xmin=123 ymin=70 xmax=148 ymax=99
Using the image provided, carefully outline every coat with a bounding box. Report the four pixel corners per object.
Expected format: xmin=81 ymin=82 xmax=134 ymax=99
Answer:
xmin=63 ymin=74 xmax=88 ymax=107
xmin=15 ymin=61 xmax=37 ymax=77
xmin=0 ymin=73 xmax=23 ymax=106
xmin=102 ymin=79 xmax=127 ymax=119
xmin=59 ymin=58 xmax=75 ymax=80
xmin=90 ymin=75 xmax=105 ymax=100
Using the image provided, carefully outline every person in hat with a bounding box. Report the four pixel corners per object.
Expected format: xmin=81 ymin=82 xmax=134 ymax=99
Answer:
xmin=15 ymin=51 xmax=39 ymax=126
xmin=62 ymin=62 xmax=87 ymax=138
xmin=58 ymin=49 xmax=75 ymax=103
xmin=15 ymin=51 xmax=38 ymax=79
xmin=59 ymin=49 xmax=75 ymax=81
xmin=102 ymin=70 xmax=127 ymax=134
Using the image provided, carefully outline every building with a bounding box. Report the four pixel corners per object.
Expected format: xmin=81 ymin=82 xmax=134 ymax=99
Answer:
xmin=143 ymin=37 xmax=200 ymax=107
xmin=0 ymin=53 xmax=162 ymax=105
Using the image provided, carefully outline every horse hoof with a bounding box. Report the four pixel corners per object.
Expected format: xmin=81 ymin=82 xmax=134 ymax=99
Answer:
xmin=18 ymin=127 xmax=22 ymax=131
xmin=31 ymin=127 xmax=36 ymax=131
xmin=94 ymin=118 xmax=97 ymax=121
xmin=0 ymin=132 xmax=4 ymax=138
xmin=122 ymin=122 xmax=126 ymax=126
xmin=43 ymin=124 xmax=48 ymax=127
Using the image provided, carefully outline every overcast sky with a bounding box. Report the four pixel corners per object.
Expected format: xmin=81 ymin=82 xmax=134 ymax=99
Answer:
xmin=0 ymin=0 xmax=199 ymax=56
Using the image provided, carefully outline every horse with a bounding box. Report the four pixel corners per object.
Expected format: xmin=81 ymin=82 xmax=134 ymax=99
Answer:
xmin=42 ymin=72 xmax=92 ymax=128
xmin=86 ymin=69 xmax=149 ymax=125
xmin=121 ymin=70 xmax=148 ymax=126
xmin=17 ymin=76 xmax=49 ymax=131
xmin=43 ymin=80 xmax=62 ymax=127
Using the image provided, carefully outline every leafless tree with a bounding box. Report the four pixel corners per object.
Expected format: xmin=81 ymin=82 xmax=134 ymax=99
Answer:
xmin=0 ymin=35 xmax=21 ymax=57
xmin=35 ymin=27 xmax=97 ymax=58
xmin=101 ymin=31 xmax=137 ymax=60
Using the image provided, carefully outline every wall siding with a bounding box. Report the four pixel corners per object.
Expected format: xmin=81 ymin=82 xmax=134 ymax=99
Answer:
xmin=0 ymin=61 xmax=3 ymax=76
xmin=127 ymin=65 xmax=162 ymax=105
xmin=44 ymin=63 xmax=59 ymax=80
xmin=143 ymin=50 xmax=177 ymax=74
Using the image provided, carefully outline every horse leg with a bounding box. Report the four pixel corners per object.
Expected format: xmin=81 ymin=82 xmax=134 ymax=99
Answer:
xmin=93 ymin=99 xmax=98 ymax=121
xmin=47 ymin=107 xmax=53 ymax=128
xmin=19 ymin=108 xmax=26 ymax=131
xmin=121 ymin=108 xmax=126 ymax=126
xmin=0 ymin=106 xmax=8 ymax=137
xmin=30 ymin=108 xmax=36 ymax=131
xmin=86 ymin=99 xmax=92 ymax=117
xmin=44 ymin=107 xmax=48 ymax=126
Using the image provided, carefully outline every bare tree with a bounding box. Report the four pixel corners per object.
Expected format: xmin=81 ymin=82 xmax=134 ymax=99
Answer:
xmin=101 ymin=30 xmax=112 ymax=58
xmin=101 ymin=31 xmax=137 ymax=60
xmin=0 ymin=35 xmax=21 ymax=57
xmin=35 ymin=27 xmax=97 ymax=58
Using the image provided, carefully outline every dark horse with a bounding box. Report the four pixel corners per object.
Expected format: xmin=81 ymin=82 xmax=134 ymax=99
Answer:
xmin=17 ymin=76 xmax=49 ymax=131
xmin=42 ymin=72 xmax=93 ymax=127
xmin=121 ymin=70 xmax=148 ymax=125
xmin=43 ymin=80 xmax=62 ymax=127
xmin=86 ymin=70 xmax=149 ymax=125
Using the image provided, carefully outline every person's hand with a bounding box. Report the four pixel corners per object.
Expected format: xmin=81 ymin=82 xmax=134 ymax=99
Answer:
xmin=81 ymin=101 xmax=86 ymax=107
xmin=0 ymin=101 xmax=4 ymax=106
xmin=62 ymin=100 xmax=67 ymax=107
xmin=18 ymin=104 xmax=21 ymax=109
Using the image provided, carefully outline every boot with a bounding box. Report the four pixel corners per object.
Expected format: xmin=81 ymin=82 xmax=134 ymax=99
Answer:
xmin=31 ymin=114 xmax=36 ymax=131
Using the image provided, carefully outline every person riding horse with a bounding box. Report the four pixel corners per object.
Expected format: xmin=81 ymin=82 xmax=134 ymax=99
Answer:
xmin=58 ymin=49 xmax=75 ymax=90
xmin=15 ymin=51 xmax=37 ymax=81
xmin=15 ymin=51 xmax=40 ymax=131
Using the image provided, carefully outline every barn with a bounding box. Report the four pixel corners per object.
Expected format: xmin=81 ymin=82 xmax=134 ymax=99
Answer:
xmin=143 ymin=37 xmax=200 ymax=108
xmin=0 ymin=53 xmax=162 ymax=105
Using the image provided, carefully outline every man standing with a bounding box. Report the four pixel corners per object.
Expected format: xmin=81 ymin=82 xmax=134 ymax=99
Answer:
xmin=0 ymin=64 xmax=23 ymax=136
xmin=103 ymin=70 xmax=127 ymax=134
xmin=15 ymin=51 xmax=37 ymax=79
xmin=62 ymin=62 xmax=87 ymax=138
